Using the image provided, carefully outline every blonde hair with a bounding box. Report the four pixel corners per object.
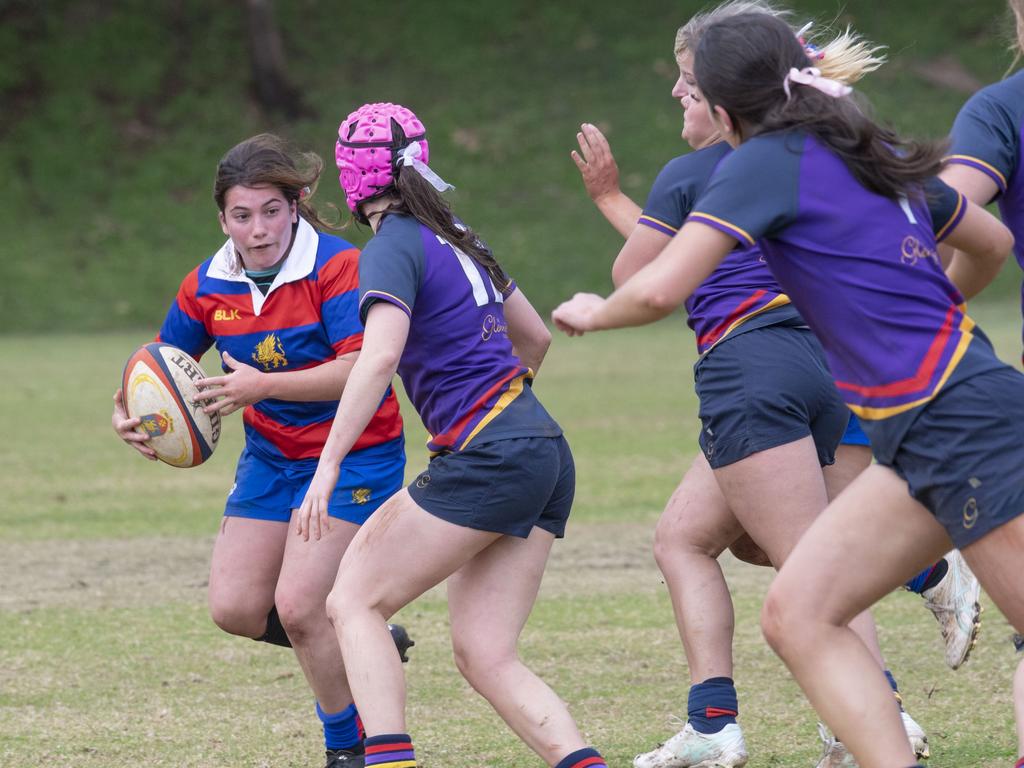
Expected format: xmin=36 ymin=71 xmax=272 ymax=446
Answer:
xmin=674 ymin=0 xmax=886 ymax=86
xmin=1009 ymin=0 xmax=1024 ymax=71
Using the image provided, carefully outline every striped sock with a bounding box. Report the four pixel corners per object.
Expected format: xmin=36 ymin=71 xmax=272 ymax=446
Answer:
xmin=1015 ymin=757 xmax=1024 ymax=768
xmin=553 ymin=747 xmax=607 ymax=768
xmin=316 ymin=702 xmax=361 ymax=751
xmin=687 ymin=676 xmax=739 ymax=734
xmin=364 ymin=733 xmax=416 ymax=767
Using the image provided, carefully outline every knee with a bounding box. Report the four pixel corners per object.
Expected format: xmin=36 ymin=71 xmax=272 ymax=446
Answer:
xmin=451 ymin=635 xmax=514 ymax=691
xmin=760 ymin=580 xmax=803 ymax=658
xmin=275 ymin=589 xmax=327 ymax=645
xmin=208 ymin=598 xmax=268 ymax=639
xmin=653 ymin=512 xmax=718 ymax=571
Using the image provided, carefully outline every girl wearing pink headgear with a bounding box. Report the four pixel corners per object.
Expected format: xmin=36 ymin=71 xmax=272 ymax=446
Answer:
xmin=296 ymin=103 xmax=609 ymax=768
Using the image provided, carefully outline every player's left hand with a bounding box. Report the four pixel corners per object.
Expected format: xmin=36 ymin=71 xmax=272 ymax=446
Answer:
xmin=552 ymin=293 xmax=606 ymax=336
xmin=571 ymin=123 xmax=621 ymax=202
xmin=296 ymin=462 xmax=338 ymax=541
xmin=194 ymin=351 xmax=268 ymax=415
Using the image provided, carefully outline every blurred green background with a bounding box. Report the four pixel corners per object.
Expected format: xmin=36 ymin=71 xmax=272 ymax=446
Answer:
xmin=0 ymin=0 xmax=1018 ymax=334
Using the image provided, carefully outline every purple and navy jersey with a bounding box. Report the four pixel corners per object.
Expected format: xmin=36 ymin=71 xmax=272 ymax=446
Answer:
xmin=157 ymin=218 xmax=403 ymax=463
xmin=947 ymin=70 xmax=1024 ymax=358
xmin=689 ymin=131 xmax=1006 ymax=449
xmin=358 ymin=213 xmax=561 ymax=454
xmin=639 ymin=142 xmax=799 ymax=354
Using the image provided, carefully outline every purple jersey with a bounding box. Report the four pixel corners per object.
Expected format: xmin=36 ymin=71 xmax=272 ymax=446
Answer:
xmin=947 ymin=70 xmax=1024 ymax=360
xmin=358 ymin=213 xmax=561 ymax=454
xmin=640 ymin=142 xmax=799 ymax=354
xmin=689 ymin=131 xmax=1007 ymax=458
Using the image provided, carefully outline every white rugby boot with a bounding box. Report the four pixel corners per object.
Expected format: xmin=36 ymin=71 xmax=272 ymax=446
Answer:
xmin=901 ymin=710 xmax=929 ymax=760
xmin=633 ymin=719 xmax=748 ymax=768
xmin=814 ymin=711 xmax=929 ymax=768
xmin=921 ymin=550 xmax=982 ymax=669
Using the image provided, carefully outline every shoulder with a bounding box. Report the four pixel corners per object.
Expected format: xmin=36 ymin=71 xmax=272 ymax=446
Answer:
xmin=964 ymin=72 xmax=1024 ymax=115
xmin=660 ymin=143 xmax=732 ymax=182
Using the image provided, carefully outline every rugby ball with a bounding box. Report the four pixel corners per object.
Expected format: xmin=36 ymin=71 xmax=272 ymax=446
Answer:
xmin=121 ymin=342 xmax=221 ymax=468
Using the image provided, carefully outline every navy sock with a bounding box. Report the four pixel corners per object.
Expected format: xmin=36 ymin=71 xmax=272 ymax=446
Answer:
xmin=883 ymin=669 xmax=904 ymax=710
xmin=553 ymin=747 xmax=607 ymax=768
xmin=687 ymin=676 xmax=738 ymax=734
xmin=317 ymin=701 xmax=361 ymax=751
xmin=904 ymin=558 xmax=947 ymax=593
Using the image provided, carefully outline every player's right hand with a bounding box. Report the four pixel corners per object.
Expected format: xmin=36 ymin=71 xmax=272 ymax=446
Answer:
xmin=571 ymin=123 xmax=621 ymax=202
xmin=111 ymin=388 xmax=158 ymax=460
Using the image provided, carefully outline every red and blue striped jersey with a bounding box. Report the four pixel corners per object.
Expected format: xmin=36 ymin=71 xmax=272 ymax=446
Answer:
xmin=157 ymin=218 xmax=403 ymax=463
xmin=639 ymin=142 xmax=799 ymax=355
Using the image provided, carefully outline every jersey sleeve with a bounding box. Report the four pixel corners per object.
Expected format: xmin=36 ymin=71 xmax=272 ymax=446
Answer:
xmin=947 ymin=88 xmax=1017 ymax=197
xmin=923 ymin=177 xmax=967 ymax=243
xmin=639 ymin=156 xmax=698 ymax=236
xmin=317 ymin=243 xmax=365 ymax=355
xmin=688 ymin=135 xmax=800 ymax=245
xmin=358 ymin=218 xmax=424 ymax=324
xmin=156 ymin=267 xmax=213 ymax=360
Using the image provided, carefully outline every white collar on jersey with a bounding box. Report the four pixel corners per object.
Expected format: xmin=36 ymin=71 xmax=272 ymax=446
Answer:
xmin=206 ymin=217 xmax=320 ymax=316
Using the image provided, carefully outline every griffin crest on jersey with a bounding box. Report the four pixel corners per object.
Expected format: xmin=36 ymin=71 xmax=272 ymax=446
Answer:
xmin=252 ymin=333 xmax=287 ymax=370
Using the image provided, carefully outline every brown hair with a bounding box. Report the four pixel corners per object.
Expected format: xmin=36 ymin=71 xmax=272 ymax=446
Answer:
xmin=214 ymin=133 xmax=337 ymax=232
xmin=695 ymin=13 xmax=946 ymax=201
xmin=372 ymin=157 xmax=510 ymax=292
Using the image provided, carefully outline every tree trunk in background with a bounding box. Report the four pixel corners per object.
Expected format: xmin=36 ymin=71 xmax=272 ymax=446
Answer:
xmin=245 ymin=0 xmax=310 ymax=118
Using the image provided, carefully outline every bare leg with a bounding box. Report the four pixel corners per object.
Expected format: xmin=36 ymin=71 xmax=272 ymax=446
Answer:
xmin=714 ymin=437 xmax=887 ymax=669
xmin=326 ymin=489 xmax=500 ymax=736
xmin=762 ymin=465 xmax=952 ymax=768
xmin=448 ymin=527 xmax=589 ymax=765
xmin=208 ymin=516 xmax=286 ymax=637
xmin=276 ymin=513 xmax=359 ymax=712
xmin=654 ymin=454 xmax=743 ymax=683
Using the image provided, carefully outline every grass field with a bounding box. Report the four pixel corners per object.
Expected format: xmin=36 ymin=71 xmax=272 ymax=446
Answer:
xmin=1 ymin=299 xmax=1022 ymax=767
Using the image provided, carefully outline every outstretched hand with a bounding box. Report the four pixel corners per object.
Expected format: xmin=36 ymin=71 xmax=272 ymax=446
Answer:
xmin=194 ymin=351 xmax=268 ymax=416
xmin=551 ymin=292 xmax=606 ymax=337
xmin=571 ymin=123 xmax=621 ymax=202
xmin=295 ymin=461 xmax=339 ymax=541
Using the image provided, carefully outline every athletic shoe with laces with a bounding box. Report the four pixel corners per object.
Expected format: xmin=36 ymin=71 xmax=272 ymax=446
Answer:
xmin=324 ymin=747 xmax=365 ymax=768
xmin=633 ymin=718 xmax=748 ymax=768
xmin=921 ymin=550 xmax=981 ymax=669
xmin=815 ymin=711 xmax=929 ymax=768
xmin=388 ymin=623 xmax=415 ymax=663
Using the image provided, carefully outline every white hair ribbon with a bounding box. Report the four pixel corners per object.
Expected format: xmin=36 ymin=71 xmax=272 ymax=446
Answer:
xmin=396 ymin=142 xmax=454 ymax=192
xmin=783 ymin=67 xmax=852 ymax=101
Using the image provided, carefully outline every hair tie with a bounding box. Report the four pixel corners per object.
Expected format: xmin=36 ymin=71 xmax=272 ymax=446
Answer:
xmin=795 ymin=23 xmax=826 ymax=61
xmin=783 ymin=67 xmax=852 ymax=101
xmin=395 ymin=143 xmax=454 ymax=193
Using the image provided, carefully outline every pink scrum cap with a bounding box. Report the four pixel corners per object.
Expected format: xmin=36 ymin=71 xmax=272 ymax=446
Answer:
xmin=335 ymin=102 xmax=429 ymax=222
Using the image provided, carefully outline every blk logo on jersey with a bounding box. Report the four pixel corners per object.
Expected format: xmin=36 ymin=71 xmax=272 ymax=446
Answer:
xmin=252 ymin=333 xmax=287 ymax=370
xmin=214 ymin=308 xmax=241 ymax=321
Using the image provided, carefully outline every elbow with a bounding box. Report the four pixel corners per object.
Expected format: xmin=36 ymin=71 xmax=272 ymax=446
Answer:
xmin=362 ymin=347 xmax=402 ymax=379
xmin=640 ymin=287 xmax=680 ymax=318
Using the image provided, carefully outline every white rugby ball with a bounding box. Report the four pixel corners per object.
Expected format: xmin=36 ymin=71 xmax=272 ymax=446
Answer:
xmin=121 ymin=342 xmax=221 ymax=467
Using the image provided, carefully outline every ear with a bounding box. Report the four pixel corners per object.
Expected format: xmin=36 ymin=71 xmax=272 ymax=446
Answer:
xmin=219 ymin=211 xmax=230 ymax=237
xmin=710 ymin=105 xmax=741 ymax=146
xmin=291 ymin=199 xmax=298 ymax=223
